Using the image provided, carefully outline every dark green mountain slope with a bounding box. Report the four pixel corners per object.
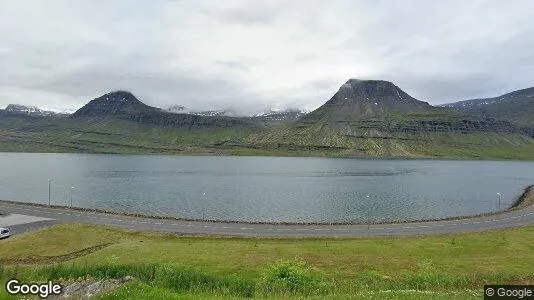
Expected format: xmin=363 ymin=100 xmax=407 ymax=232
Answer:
xmin=442 ymin=87 xmax=534 ymax=128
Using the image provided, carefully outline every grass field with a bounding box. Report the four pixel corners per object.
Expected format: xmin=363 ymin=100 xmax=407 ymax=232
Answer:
xmin=1 ymin=224 xmax=534 ymax=299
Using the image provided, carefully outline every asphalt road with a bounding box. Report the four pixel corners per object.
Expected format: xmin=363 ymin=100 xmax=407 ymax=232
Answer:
xmin=6 ymin=220 xmax=59 ymax=235
xmin=1 ymin=200 xmax=534 ymax=237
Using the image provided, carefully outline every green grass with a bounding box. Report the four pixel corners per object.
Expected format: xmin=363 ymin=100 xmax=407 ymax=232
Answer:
xmin=1 ymin=223 xmax=533 ymax=298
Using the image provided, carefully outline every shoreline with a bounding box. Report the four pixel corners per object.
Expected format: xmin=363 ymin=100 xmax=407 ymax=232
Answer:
xmin=1 ymin=185 xmax=533 ymax=226
xmin=1 ymin=150 xmax=534 ymax=162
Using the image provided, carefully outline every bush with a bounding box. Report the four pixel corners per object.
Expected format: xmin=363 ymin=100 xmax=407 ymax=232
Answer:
xmin=261 ymin=259 xmax=330 ymax=295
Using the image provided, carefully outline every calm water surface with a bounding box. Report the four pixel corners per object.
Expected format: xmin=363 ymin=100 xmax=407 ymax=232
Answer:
xmin=0 ymin=153 xmax=533 ymax=223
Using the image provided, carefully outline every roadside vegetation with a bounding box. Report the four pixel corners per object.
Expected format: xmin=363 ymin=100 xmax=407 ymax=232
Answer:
xmin=1 ymin=223 xmax=534 ymax=298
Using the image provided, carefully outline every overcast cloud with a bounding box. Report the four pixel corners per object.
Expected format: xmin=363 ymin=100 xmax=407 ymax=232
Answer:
xmin=1 ymin=0 xmax=533 ymax=114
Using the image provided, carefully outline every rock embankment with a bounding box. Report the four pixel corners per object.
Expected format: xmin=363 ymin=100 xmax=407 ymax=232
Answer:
xmin=48 ymin=276 xmax=133 ymax=299
xmin=509 ymin=185 xmax=534 ymax=209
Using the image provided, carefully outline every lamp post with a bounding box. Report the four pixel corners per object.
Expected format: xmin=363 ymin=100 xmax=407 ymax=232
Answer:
xmin=48 ymin=179 xmax=51 ymax=206
xmin=202 ymin=192 xmax=206 ymax=220
xmin=70 ymin=187 xmax=75 ymax=209
xmin=366 ymin=195 xmax=370 ymax=230
xmin=497 ymin=192 xmax=502 ymax=211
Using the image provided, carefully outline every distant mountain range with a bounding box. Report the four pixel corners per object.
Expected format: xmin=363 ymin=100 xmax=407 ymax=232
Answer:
xmin=249 ymin=108 xmax=308 ymax=123
xmin=165 ymin=105 xmax=308 ymax=123
xmin=0 ymin=79 xmax=533 ymax=159
xmin=165 ymin=105 xmax=240 ymax=117
xmin=3 ymin=104 xmax=67 ymax=117
xmin=441 ymin=87 xmax=534 ymax=127
xmin=4 ymin=99 xmax=307 ymax=124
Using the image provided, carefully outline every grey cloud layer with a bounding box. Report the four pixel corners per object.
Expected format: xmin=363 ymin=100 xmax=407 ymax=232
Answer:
xmin=1 ymin=0 xmax=533 ymax=113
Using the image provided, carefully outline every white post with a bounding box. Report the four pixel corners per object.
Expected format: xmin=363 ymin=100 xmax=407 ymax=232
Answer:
xmin=366 ymin=195 xmax=370 ymax=230
xmin=48 ymin=179 xmax=51 ymax=206
xmin=497 ymin=192 xmax=502 ymax=211
xmin=70 ymin=187 xmax=75 ymax=209
xmin=202 ymin=192 xmax=206 ymax=220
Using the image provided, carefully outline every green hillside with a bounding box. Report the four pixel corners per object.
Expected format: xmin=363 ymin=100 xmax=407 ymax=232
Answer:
xmin=0 ymin=113 xmax=258 ymax=155
xmin=443 ymin=87 xmax=534 ymax=128
xmin=1 ymin=82 xmax=534 ymax=160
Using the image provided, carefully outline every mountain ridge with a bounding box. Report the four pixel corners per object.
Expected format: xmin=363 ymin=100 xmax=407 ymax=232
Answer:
xmin=441 ymin=87 xmax=534 ymax=127
xmin=71 ymin=90 xmax=254 ymax=129
xmin=1 ymin=80 xmax=533 ymax=159
xmin=4 ymin=104 xmax=66 ymax=117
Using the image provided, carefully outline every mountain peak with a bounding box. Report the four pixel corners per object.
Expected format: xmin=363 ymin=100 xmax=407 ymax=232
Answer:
xmin=340 ymin=79 xmax=402 ymax=94
xmin=345 ymin=78 xmax=390 ymax=84
xmin=299 ymin=79 xmax=432 ymax=124
xmin=101 ymin=90 xmax=139 ymax=102
xmin=332 ymin=79 xmax=429 ymax=110
xmin=72 ymin=90 xmax=148 ymax=117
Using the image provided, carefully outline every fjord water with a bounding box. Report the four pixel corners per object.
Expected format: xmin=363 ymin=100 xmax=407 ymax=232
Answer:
xmin=1 ymin=153 xmax=533 ymax=223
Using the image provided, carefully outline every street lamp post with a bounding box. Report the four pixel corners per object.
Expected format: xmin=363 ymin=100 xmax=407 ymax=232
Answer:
xmin=202 ymin=192 xmax=206 ymax=220
xmin=48 ymin=179 xmax=51 ymax=206
xmin=70 ymin=187 xmax=75 ymax=209
xmin=366 ymin=195 xmax=370 ymax=230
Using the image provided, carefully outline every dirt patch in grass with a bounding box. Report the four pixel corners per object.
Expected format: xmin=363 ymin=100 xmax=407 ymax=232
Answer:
xmin=0 ymin=243 xmax=113 ymax=265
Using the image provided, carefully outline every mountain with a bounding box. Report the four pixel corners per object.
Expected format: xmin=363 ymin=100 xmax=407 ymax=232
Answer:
xmin=295 ymin=79 xmax=519 ymax=133
xmin=1 ymin=83 xmax=533 ymax=159
xmin=72 ymin=91 xmax=253 ymax=129
xmin=441 ymin=87 xmax=534 ymax=127
xmin=300 ymin=79 xmax=432 ymax=125
xmin=72 ymin=91 xmax=148 ymax=117
xmin=251 ymin=79 xmax=534 ymax=158
xmin=4 ymin=104 xmax=65 ymax=117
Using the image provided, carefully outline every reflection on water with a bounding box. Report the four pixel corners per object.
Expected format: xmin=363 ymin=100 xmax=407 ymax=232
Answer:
xmin=0 ymin=153 xmax=533 ymax=223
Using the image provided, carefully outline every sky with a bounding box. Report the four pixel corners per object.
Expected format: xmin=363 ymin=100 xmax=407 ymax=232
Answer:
xmin=1 ymin=0 xmax=533 ymax=114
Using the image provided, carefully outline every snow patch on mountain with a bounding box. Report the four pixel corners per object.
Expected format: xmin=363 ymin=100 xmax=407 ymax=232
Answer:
xmin=4 ymin=104 xmax=70 ymax=117
xmin=165 ymin=105 xmax=308 ymax=119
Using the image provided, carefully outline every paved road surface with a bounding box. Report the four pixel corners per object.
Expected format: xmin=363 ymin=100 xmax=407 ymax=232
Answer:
xmin=6 ymin=220 xmax=59 ymax=236
xmin=1 ymin=200 xmax=533 ymax=237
